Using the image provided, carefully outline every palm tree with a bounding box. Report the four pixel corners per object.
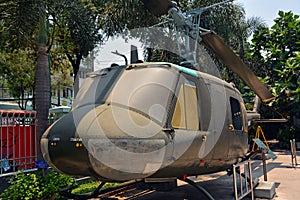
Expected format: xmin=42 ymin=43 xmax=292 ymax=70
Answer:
xmin=0 ymin=0 xmax=50 ymax=163
xmin=35 ymin=1 xmax=50 ymax=162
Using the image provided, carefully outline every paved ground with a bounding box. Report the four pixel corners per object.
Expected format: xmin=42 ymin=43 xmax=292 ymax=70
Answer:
xmin=132 ymin=149 xmax=300 ymax=200
xmin=266 ymin=150 xmax=300 ymax=200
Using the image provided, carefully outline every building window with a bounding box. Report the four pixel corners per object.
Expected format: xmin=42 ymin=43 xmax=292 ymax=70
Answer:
xmin=172 ymin=79 xmax=199 ymax=130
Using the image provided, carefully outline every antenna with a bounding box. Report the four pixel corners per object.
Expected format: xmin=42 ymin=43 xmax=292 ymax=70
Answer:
xmin=111 ymin=50 xmax=128 ymax=66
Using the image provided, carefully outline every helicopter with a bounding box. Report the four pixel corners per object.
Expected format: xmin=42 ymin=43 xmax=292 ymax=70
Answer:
xmin=41 ymin=0 xmax=275 ymax=198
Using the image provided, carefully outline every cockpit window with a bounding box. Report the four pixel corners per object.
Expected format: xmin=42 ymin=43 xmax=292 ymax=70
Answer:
xmin=172 ymin=78 xmax=199 ymax=130
xmin=109 ymin=66 xmax=179 ymax=125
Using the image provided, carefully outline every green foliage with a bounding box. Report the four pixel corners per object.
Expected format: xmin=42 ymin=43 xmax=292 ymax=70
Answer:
xmin=240 ymin=85 xmax=256 ymax=110
xmin=0 ymin=48 xmax=35 ymax=109
xmin=41 ymin=170 xmax=76 ymax=199
xmin=0 ymin=170 xmax=76 ymax=200
xmin=72 ymin=181 xmax=101 ymax=194
xmin=248 ymin=11 xmax=300 ymax=144
xmin=0 ymin=11 xmax=36 ymax=106
xmin=277 ymin=126 xmax=295 ymax=149
xmin=1 ymin=172 xmax=42 ymax=200
xmin=0 ymin=0 xmax=39 ymax=50
xmin=50 ymin=47 xmax=73 ymax=92
xmin=91 ymin=0 xmax=158 ymax=35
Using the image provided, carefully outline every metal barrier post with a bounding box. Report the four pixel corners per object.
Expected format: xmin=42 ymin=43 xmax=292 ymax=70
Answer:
xmin=290 ymin=139 xmax=298 ymax=168
xmin=262 ymin=148 xmax=268 ymax=181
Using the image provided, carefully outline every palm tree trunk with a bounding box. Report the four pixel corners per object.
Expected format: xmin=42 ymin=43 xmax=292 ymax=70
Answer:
xmin=35 ymin=43 xmax=50 ymax=161
xmin=35 ymin=3 xmax=50 ymax=162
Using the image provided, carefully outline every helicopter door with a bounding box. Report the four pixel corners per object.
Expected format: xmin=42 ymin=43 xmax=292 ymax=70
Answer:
xmin=170 ymin=75 xmax=203 ymax=164
xmin=228 ymin=97 xmax=248 ymax=157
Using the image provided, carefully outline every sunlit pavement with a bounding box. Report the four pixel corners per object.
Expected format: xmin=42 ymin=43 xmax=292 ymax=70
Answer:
xmin=133 ymin=149 xmax=300 ymax=200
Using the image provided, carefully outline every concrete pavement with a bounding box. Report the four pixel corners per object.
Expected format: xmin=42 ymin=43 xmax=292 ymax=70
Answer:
xmin=134 ymin=149 xmax=300 ymax=200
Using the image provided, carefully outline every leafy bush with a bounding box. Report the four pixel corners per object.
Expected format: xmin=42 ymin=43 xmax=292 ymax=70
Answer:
xmin=72 ymin=181 xmax=100 ymax=194
xmin=0 ymin=170 xmax=75 ymax=200
xmin=247 ymin=11 xmax=300 ymax=146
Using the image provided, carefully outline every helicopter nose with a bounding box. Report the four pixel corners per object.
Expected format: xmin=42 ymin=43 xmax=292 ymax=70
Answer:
xmin=41 ymin=111 xmax=91 ymax=176
xmin=76 ymin=104 xmax=172 ymax=181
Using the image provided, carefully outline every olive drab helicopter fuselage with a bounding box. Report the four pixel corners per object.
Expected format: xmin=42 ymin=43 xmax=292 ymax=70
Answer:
xmin=41 ymin=62 xmax=248 ymax=181
xmin=41 ymin=0 xmax=274 ymax=186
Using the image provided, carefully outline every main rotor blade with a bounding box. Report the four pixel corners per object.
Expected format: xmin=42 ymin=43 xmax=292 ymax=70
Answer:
xmin=140 ymin=0 xmax=175 ymax=16
xmin=201 ymin=32 xmax=274 ymax=102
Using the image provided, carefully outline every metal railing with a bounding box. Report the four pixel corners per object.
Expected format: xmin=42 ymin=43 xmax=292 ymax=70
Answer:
xmin=0 ymin=110 xmax=37 ymax=176
xmin=233 ymin=160 xmax=254 ymax=200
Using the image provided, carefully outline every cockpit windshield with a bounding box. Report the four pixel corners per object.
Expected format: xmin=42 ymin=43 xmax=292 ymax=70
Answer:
xmin=72 ymin=66 xmax=125 ymax=110
xmin=109 ymin=65 xmax=179 ymax=125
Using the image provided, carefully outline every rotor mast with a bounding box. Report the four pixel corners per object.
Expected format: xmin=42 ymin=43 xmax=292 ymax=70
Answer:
xmin=166 ymin=0 xmax=234 ymax=67
xmin=141 ymin=0 xmax=274 ymax=101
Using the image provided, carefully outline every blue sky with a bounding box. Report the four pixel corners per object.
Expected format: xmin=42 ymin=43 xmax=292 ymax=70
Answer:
xmin=236 ymin=0 xmax=300 ymax=27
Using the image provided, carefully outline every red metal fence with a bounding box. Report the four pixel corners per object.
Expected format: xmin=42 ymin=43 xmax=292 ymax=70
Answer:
xmin=0 ymin=110 xmax=37 ymax=176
